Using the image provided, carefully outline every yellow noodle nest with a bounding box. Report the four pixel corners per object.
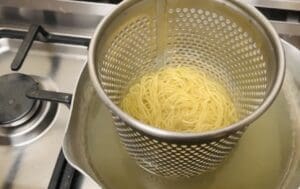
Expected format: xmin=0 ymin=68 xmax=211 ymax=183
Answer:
xmin=120 ymin=65 xmax=238 ymax=133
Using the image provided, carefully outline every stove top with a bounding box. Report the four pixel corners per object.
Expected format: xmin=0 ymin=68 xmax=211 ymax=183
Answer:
xmin=0 ymin=0 xmax=300 ymax=189
xmin=0 ymin=1 xmax=116 ymax=188
xmin=0 ymin=37 xmax=87 ymax=188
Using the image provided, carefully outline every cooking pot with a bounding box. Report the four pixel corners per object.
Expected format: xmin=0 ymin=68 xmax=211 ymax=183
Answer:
xmin=63 ymin=40 xmax=300 ymax=188
xmin=87 ymin=0 xmax=285 ymax=177
xmin=63 ymin=0 xmax=298 ymax=187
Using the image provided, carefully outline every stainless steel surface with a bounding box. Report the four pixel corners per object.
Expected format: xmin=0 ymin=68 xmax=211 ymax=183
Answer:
xmin=0 ymin=99 xmax=58 ymax=146
xmin=272 ymin=21 xmax=300 ymax=36
xmin=64 ymin=40 xmax=300 ymax=189
xmin=63 ymin=66 xmax=101 ymax=188
xmin=243 ymin=0 xmax=300 ymax=11
xmin=0 ymin=0 xmax=116 ymax=37
xmin=0 ymin=1 xmax=116 ymax=188
xmin=242 ymin=0 xmax=300 ymax=36
xmin=0 ymin=0 xmax=116 ymax=15
xmin=88 ymin=0 xmax=285 ymax=177
xmin=0 ymin=38 xmax=87 ymax=187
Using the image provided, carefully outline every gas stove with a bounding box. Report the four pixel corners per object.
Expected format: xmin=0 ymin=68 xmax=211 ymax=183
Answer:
xmin=0 ymin=1 xmax=114 ymax=188
xmin=0 ymin=29 xmax=88 ymax=189
xmin=0 ymin=0 xmax=300 ymax=189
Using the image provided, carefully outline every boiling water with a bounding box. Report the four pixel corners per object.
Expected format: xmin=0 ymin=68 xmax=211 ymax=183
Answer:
xmin=85 ymin=92 xmax=293 ymax=189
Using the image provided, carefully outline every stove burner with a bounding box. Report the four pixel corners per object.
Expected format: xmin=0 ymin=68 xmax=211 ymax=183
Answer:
xmin=0 ymin=74 xmax=58 ymax=146
xmin=0 ymin=73 xmax=40 ymax=127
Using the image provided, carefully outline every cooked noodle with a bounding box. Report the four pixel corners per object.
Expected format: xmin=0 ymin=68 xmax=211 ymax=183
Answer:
xmin=120 ymin=65 xmax=238 ymax=133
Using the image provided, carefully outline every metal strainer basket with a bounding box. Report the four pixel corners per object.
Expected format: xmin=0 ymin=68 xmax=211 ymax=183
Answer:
xmin=88 ymin=0 xmax=285 ymax=177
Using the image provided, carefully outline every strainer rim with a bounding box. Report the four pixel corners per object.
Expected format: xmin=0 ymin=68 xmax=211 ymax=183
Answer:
xmin=88 ymin=0 xmax=285 ymax=143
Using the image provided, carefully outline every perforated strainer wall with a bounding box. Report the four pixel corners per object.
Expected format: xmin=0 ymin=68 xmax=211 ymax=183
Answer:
xmin=166 ymin=8 xmax=268 ymax=118
xmin=113 ymin=114 xmax=245 ymax=177
xmin=93 ymin=0 xmax=281 ymax=177
xmin=99 ymin=16 xmax=157 ymax=103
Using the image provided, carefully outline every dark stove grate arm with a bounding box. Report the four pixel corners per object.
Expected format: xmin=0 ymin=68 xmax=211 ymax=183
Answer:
xmin=0 ymin=25 xmax=91 ymax=105
xmin=3 ymin=25 xmax=90 ymax=71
